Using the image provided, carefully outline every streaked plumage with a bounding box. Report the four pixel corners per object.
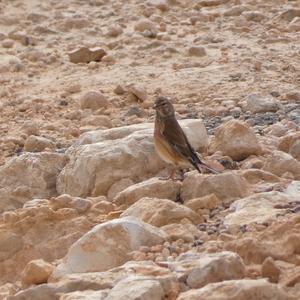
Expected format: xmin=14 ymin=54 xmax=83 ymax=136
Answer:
xmin=153 ymin=96 xmax=218 ymax=180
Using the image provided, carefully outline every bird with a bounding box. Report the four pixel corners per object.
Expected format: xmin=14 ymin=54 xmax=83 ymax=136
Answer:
xmin=153 ymin=96 xmax=219 ymax=180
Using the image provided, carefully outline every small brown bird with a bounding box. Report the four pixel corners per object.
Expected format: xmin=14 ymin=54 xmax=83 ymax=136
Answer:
xmin=153 ymin=96 xmax=218 ymax=180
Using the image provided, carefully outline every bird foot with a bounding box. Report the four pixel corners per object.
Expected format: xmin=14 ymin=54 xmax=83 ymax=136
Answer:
xmin=158 ymin=169 xmax=184 ymax=181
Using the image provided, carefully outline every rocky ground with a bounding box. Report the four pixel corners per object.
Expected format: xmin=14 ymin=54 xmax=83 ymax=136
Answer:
xmin=0 ymin=0 xmax=300 ymax=299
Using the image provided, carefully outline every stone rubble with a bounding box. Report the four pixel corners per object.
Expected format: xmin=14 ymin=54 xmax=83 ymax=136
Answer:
xmin=0 ymin=0 xmax=300 ymax=299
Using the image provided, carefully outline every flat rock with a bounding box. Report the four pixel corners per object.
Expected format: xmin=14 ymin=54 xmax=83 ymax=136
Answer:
xmin=68 ymin=47 xmax=106 ymax=63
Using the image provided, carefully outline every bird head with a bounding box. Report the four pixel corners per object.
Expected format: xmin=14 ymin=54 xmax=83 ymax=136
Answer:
xmin=153 ymin=96 xmax=175 ymax=118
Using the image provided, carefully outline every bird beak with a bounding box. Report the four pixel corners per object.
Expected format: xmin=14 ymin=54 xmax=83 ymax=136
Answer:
xmin=153 ymin=103 xmax=163 ymax=109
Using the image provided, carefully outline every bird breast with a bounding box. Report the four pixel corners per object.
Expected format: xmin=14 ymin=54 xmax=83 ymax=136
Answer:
xmin=154 ymin=121 xmax=189 ymax=167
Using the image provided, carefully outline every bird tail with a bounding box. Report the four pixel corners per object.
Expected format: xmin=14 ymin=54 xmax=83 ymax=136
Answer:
xmin=191 ymin=152 xmax=220 ymax=174
xmin=199 ymin=162 xmax=220 ymax=174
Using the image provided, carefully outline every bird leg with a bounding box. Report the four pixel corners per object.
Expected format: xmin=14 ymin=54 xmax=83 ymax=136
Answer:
xmin=173 ymin=168 xmax=184 ymax=181
xmin=159 ymin=168 xmax=177 ymax=181
xmin=159 ymin=168 xmax=185 ymax=181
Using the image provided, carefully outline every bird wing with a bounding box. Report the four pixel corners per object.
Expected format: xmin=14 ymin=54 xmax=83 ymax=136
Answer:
xmin=161 ymin=118 xmax=201 ymax=166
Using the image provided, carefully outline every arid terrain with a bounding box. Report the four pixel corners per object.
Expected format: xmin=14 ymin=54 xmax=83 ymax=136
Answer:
xmin=0 ymin=0 xmax=300 ymax=299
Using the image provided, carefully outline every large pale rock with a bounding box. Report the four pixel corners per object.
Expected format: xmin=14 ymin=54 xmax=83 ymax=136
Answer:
xmin=57 ymin=120 xmax=208 ymax=197
xmin=171 ymin=251 xmax=245 ymax=289
xmin=243 ymin=93 xmax=279 ymax=113
xmin=0 ymin=153 xmax=66 ymax=212
xmin=209 ymin=120 xmax=262 ymax=161
xmin=121 ymin=197 xmax=202 ymax=226
xmin=182 ymin=172 xmax=249 ymax=205
xmin=224 ymin=192 xmax=297 ymax=226
xmin=177 ymin=279 xmax=296 ymax=300
xmin=53 ymin=217 xmax=167 ymax=277
xmin=106 ymin=276 xmax=164 ymax=300
xmin=114 ymin=178 xmax=181 ymax=206
xmin=262 ymin=151 xmax=300 ymax=179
